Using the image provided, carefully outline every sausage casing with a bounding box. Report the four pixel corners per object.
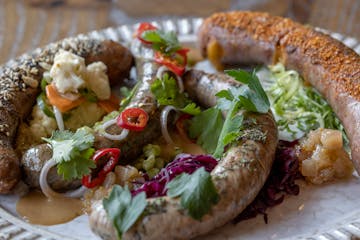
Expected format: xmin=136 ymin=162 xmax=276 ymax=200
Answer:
xmin=198 ymin=11 xmax=360 ymax=174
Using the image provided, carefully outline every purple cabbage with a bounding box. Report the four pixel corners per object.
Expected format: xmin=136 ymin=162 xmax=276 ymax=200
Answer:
xmin=233 ymin=140 xmax=302 ymax=224
xmin=131 ymin=154 xmax=218 ymax=198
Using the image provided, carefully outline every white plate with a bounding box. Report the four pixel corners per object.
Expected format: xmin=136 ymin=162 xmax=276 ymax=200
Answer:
xmin=1 ymin=18 xmax=360 ymax=240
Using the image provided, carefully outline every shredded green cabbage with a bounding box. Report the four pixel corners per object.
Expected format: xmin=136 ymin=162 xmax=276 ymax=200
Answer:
xmin=259 ymin=63 xmax=347 ymax=145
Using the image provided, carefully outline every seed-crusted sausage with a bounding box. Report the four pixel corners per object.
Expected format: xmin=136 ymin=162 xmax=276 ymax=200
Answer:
xmin=89 ymin=70 xmax=277 ymax=240
xmin=0 ymin=38 xmax=133 ymax=193
xmin=198 ymin=11 xmax=360 ymax=174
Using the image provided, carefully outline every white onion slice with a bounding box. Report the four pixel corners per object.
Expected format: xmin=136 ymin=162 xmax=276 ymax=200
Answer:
xmin=39 ymin=158 xmax=87 ymax=198
xmin=53 ymin=106 xmax=65 ymax=131
xmin=100 ymin=118 xmax=130 ymax=141
xmin=156 ymin=65 xmax=168 ymax=80
xmin=160 ymin=105 xmax=177 ymax=144
xmin=156 ymin=66 xmax=184 ymax=93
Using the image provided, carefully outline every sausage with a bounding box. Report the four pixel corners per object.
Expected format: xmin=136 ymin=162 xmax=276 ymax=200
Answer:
xmin=0 ymin=38 xmax=133 ymax=193
xmin=21 ymin=144 xmax=81 ymax=191
xmin=94 ymin=39 xmax=170 ymax=164
xmin=198 ymin=11 xmax=360 ymax=174
xmin=89 ymin=70 xmax=277 ymax=240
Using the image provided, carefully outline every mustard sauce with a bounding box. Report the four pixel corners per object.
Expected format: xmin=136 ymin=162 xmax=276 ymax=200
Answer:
xmin=16 ymin=190 xmax=84 ymax=226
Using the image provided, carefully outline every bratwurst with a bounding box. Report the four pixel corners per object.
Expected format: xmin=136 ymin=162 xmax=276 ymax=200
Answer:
xmin=0 ymin=38 xmax=133 ymax=193
xmin=198 ymin=11 xmax=360 ymax=174
xmin=89 ymin=70 xmax=278 ymax=240
xmin=94 ymin=38 xmax=167 ymax=163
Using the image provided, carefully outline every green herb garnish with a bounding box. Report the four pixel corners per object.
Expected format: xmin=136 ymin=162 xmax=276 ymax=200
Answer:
xmin=189 ymin=69 xmax=270 ymax=157
xmin=166 ymin=167 xmax=219 ymax=220
xmin=103 ymin=185 xmax=147 ymax=239
xmin=188 ymin=108 xmax=223 ymax=153
xmin=42 ymin=127 xmax=96 ymax=180
xmin=142 ymin=30 xmax=181 ymax=55
xmin=151 ymin=73 xmax=201 ymax=115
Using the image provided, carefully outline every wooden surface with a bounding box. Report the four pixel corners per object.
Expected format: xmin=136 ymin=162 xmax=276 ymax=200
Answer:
xmin=0 ymin=0 xmax=359 ymax=65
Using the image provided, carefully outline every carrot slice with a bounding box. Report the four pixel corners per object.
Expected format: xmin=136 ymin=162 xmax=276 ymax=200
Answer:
xmin=97 ymin=94 xmax=120 ymax=113
xmin=45 ymin=84 xmax=85 ymax=113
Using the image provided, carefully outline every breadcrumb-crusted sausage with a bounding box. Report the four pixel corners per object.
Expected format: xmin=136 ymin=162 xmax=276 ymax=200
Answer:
xmin=198 ymin=11 xmax=360 ymax=174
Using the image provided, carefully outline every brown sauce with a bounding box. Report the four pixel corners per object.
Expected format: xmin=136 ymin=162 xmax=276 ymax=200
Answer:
xmin=159 ymin=132 xmax=205 ymax=159
xmin=174 ymin=135 xmax=205 ymax=155
xmin=16 ymin=190 xmax=84 ymax=226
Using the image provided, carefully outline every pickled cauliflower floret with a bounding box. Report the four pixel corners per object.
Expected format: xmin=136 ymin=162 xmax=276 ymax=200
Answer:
xmin=49 ymin=50 xmax=111 ymax=101
xmin=86 ymin=62 xmax=111 ymax=100
xmin=297 ymin=128 xmax=353 ymax=184
xmin=50 ymin=49 xmax=86 ymax=94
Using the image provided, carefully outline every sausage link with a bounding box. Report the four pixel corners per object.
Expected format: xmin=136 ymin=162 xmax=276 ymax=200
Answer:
xmin=198 ymin=11 xmax=360 ymax=174
xmin=89 ymin=70 xmax=277 ymax=240
xmin=93 ymin=39 xmax=163 ymax=163
xmin=0 ymin=38 xmax=133 ymax=193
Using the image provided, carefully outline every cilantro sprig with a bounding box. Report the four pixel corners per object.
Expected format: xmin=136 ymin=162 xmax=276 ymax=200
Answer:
xmin=166 ymin=167 xmax=219 ymax=220
xmin=142 ymin=30 xmax=181 ymax=55
xmin=189 ymin=69 xmax=270 ymax=158
xmin=151 ymin=73 xmax=201 ymax=115
xmin=42 ymin=127 xmax=96 ymax=180
xmin=103 ymin=185 xmax=147 ymax=239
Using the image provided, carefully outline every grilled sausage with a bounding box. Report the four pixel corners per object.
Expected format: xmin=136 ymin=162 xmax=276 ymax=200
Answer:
xmin=89 ymin=70 xmax=277 ymax=240
xmin=198 ymin=11 xmax=360 ymax=174
xmin=94 ymin=39 xmax=171 ymax=164
xmin=21 ymin=144 xmax=81 ymax=191
xmin=0 ymin=38 xmax=133 ymax=193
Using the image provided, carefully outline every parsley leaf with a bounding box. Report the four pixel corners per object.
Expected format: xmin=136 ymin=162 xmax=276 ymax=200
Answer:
xmin=166 ymin=167 xmax=219 ymax=220
xmin=42 ymin=128 xmax=96 ymax=180
xmin=213 ymin=103 xmax=244 ymax=158
xmin=151 ymin=73 xmax=201 ymax=115
xmin=142 ymin=30 xmax=181 ymax=55
xmin=188 ymin=108 xmax=223 ymax=153
xmin=225 ymin=69 xmax=270 ymax=113
xmin=103 ymin=185 xmax=147 ymax=239
xmin=189 ymin=69 xmax=270 ymax=158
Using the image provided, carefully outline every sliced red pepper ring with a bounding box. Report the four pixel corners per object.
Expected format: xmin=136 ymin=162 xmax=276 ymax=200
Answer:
xmin=135 ymin=22 xmax=157 ymax=44
xmin=154 ymin=48 xmax=189 ymax=76
xmin=117 ymin=107 xmax=149 ymax=131
xmin=82 ymin=148 xmax=121 ymax=188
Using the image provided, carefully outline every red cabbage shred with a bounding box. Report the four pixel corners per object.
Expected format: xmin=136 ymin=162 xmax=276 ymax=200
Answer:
xmin=131 ymin=154 xmax=218 ymax=197
xmin=233 ymin=140 xmax=302 ymax=224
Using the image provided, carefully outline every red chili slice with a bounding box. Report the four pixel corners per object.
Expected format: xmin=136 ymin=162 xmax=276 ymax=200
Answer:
xmin=154 ymin=48 xmax=189 ymax=76
xmin=135 ymin=22 xmax=157 ymax=44
xmin=82 ymin=148 xmax=121 ymax=188
xmin=117 ymin=107 xmax=149 ymax=131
